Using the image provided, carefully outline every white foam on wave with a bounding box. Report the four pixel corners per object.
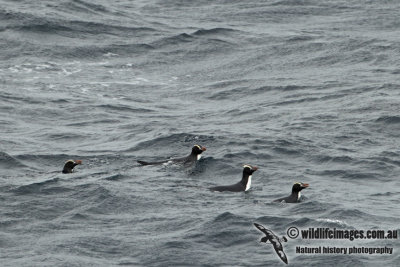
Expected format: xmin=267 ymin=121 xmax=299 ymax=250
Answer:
xmin=104 ymin=52 xmax=119 ymax=57
xmin=316 ymin=218 xmax=348 ymax=226
xmin=61 ymin=68 xmax=82 ymax=76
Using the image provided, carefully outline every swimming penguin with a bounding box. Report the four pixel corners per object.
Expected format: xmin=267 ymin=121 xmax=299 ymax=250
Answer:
xmin=209 ymin=165 xmax=258 ymax=192
xmin=62 ymin=159 xmax=82 ymax=174
xmin=273 ymin=182 xmax=309 ymax=203
xmin=137 ymin=144 xmax=206 ymax=167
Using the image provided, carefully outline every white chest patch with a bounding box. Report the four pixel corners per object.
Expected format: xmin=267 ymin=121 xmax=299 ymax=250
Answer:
xmin=197 ymin=154 xmax=202 ymax=161
xmin=245 ymin=175 xmax=252 ymax=191
xmin=297 ymin=192 xmax=301 ymax=201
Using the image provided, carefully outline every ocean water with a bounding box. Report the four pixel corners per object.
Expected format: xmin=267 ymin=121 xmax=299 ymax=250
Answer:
xmin=1 ymin=0 xmax=399 ymax=266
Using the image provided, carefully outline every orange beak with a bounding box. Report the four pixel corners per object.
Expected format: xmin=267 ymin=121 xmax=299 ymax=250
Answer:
xmin=75 ymin=160 xmax=82 ymax=165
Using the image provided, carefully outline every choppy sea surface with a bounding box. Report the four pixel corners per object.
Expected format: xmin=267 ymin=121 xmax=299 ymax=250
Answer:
xmin=1 ymin=0 xmax=399 ymax=266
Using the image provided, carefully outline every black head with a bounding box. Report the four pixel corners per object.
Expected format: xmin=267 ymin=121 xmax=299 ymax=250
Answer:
xmin=292 ymin=182 xmax=309 ymax=193
xmin=62 ymin=159 xmax=82 ymax=174
xmin=243 ymin=164 xmax=258 ymax=175
xmin=260 ymin=236 xmax=268 ymax=243
xmin=191 ymin=144 xmax=206 ymax=155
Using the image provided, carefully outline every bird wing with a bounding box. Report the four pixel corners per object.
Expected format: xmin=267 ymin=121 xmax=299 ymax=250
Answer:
xmin=272 ymin=244 xmax=288 ymax=264
xmin=254 ymin=223 xmax=273 ymax=236
xmin=273 ymin=196 xmax=288 ymax=203
xmin=137 ymin=160 xmax=170 ymax=165
xmin=254 ymin=223 xmax=280 ymax=239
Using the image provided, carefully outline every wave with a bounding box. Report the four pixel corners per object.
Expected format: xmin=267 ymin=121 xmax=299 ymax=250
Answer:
xmin=129 ymin=133 xmax=216 ymax=152
xmin=62 ymin=0 xmax=112 ymax=15
xmin=0 ymin=151 xmax=28 ymax=169
xmin=274 ymin=96 xmax=320 ymax=106
xmin=10 ymin=177 xmax=61 ymax=195
xmin=0 ymin=7 xmax=158 ymax=59
xmin=211 ymin=211 xmax=248 ymax=224
xmin=150 ymin=28 xmax=236 ymax=51
xmin=179 ymin=212 xmax=256 ymax=250
xmin=95 ymin=104 xmax=154 ymax=114
xmin=45 ymin=133 xmax=86 ymax=141
xmin=152 ymin=33 xmax=194 ymax=48
xmin=286 ymin=35 xmax=315 ymax=42
xmin=66 ymin=119 xmax=121 ymax=127
xmin=271 ymin=0 xmax=316 ymax=6
xmin=0 ymin=232 xmax=18 ymax=248
xmin=317 ymin=169 xmax=379 ymax=180
xmin=192 ymin=27 xmax=237 ymax=36
xmin=0 ymin=91 xmax=43 ymax=105
xmin=69 ymin=212 xmax=91 ymax=221
xmin=272 ymin=146 xmax=302 ymax=156
xmin=17 ymin=21 xmax=156 ymax=38
xmin=315 ymin=218 xmax=349 ymax=227
xmin=283 ymin=201 xmax=339 ymax=214
xmin=15 ymin=153 xmax=78 ymax=161
xmin=206 ymin=83 xmax=308 ymax=101
xmin=376 ymin=116 xmax=400 ymax=124
xmin=255 ymin=84 xmax=308 ymax=92
xmin=103 ymin=174 xmax=129 ymax=181
xmin=71 ymin=183 xmax=113 ymax=201
xmin=2 ymin=16 xmax=237 ymax=60
xmin=315 ymin=155 xmax=354 ymax=163
xmin=1 ymin=38 xmax=153 ymax=61
xmin=1 ymin=7 xmax=154 ymax=36
xmin=370 ymin=192 xmax=397 ymax=197
xmin=328 ymin=208 xmax=372 ymax=220
xmin=71 ymin=184 xmax=145 ymax=216
xmin=59 ymin=43 xmax=154 ymax=59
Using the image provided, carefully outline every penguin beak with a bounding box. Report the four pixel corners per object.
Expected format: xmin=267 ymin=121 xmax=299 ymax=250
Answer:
xmin=252 ymin=166 xmax=258 ymax=171
xmin=201 ymin=146 xmax=206 ymax=151
xmin=74 ymin=160 xmax=82 ymax=165
xmin=301 ymin=183 xmax=309 ymax=188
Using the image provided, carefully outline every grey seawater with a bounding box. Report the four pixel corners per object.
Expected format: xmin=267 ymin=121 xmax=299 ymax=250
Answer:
xmin=1 ymin=0 xmax=399 ymax=266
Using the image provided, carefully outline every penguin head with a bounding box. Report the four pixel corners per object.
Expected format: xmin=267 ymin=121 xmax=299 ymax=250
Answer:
xmin=191 ymin=144 xmax=206 ymax=155
xmin=243 ymin=164 xmax=258 ymax=175
xmin=292 ymin=182 xmax=309 ymax=193
xmin=62 ymin=159 xmax=82 ymax=174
